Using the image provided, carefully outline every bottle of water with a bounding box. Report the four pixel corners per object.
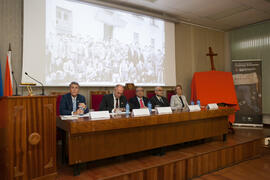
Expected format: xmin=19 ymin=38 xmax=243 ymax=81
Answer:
xmin=79 ymin=106 xmax=84 ymax=115
xmin=191 ymin=101 xmax=194 ymax=105
xmin=126 ymin=103 xmax=130 ymax=114
xmin=197 ymin=100 xmax=200 ymax=107
xmin=147 ymin=102 xmax=152 ymax=113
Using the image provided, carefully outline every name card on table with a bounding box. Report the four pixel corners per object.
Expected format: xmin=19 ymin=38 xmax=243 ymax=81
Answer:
xmin=90 ymin=111 xmax=110 ymax=119
xmin=156 ymin=107 xmax=172 ymax=114
xmin=206 ymin=103 xmax=219 ymax=110
xmin=188 ymin=105 xmax=201 ymax=112
xmin=132 ymin=108 xmax=150 ymax=117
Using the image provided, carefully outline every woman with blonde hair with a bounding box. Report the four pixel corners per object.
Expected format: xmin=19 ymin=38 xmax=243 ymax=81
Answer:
xmin=170 ymin=84 xmax=188 ymax=110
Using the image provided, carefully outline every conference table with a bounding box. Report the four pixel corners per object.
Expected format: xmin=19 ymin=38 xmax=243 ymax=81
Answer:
xmin=56 ymin=108 xmax=234 ymax=174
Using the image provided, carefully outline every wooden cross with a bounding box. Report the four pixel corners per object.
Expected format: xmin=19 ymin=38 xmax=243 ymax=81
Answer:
xmin=206 ymin=47 xmax=218 ymax=71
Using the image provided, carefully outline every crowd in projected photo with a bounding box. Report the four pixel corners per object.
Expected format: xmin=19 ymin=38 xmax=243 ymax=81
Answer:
xmin=45 ymin=35 xmax=164 ymax=86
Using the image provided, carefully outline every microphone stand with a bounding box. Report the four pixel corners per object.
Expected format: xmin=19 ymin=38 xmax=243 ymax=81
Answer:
xmin=12 ymin=71 xmax=19 ymax=96
xmin=25 ymin=72 xmax=45 ymax=95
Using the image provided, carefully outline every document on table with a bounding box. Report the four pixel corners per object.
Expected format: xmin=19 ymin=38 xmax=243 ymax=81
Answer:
xmin=60 ymin=113 xmax=89 ymax=120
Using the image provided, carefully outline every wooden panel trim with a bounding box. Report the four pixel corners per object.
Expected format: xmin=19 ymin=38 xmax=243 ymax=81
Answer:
xmin=0 ymin=96 xmax=57 ymax=179
xmin=32 ymin=172 xmax=57 ymax=180
xmin=102 ymin=139 xmax=263 ymax=180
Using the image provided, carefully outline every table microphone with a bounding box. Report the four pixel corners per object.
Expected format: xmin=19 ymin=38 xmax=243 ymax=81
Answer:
xmin=12 ymin=71 xmax=20 ymax=96
xmin=25 ymin=72 xmax=45 ymax=95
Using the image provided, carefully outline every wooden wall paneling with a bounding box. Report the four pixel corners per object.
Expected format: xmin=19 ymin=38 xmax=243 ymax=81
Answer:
xmin=202 ymin=153 xmax=210 ymax=175
xmin=174 ymin=160 xmax=186 ymax=180
xmin=0 ymin=96 xmax=57 ymax=180
xmin=145 ymin=167 xmax=158 ymax=180
xmin=184 ymin=140 xmax=264 ymax=180
xmin=234 ymin=144 xmax=244 ymax=163
xmin=129 ymin=171 xmax=144 ymax=180
xmin=11 ymin=98 xmax=27 ymax=180
xmin=0 ymin=98 xmax=8 ymax=179
xmin=187 ymin=157 xmax=196 ymax=179
xmin=43 ymin=97 xmax=57 ymax=175
xmin=243 ymin=142 xmax=253 ymax=160
xmin=208 ymin=151 xmax=218 ymax=173
xmin=219 ymin=147 xmax=234 ymax=169
xmin=254 ymin=139 xmax=264 ymax=155
xmin=162 ymin=163 xmax=174 ymax=180
xmin=69 ymin=134 xmax=85 ymax=165
xmin=7 ymin=99 xmax=14 ymax=179
xmin=86 ymin=135 xmax=264 ymax=180
xmin=219 ymin=149 xmax=226 ymax=169
xmin=227 ymin=147 xmax=235 ymax=166
xmin=26 ymin=98 xmax=35 ymax=178
xmin=110 ymin=175 xmax=129 ymax=180
xmin=252 ymin=140 xmax=262 ymax=157
xmin=29 ymin=97 xmax=41 ymax=178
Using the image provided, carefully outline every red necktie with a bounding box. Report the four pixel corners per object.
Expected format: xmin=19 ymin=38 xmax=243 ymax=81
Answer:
xmin=139 ymin=98 xmax=144 ymax=108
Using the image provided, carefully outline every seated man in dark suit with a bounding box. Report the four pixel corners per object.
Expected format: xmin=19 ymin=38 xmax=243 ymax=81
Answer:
xmin=129 ymin=86 xmax=149 ymax=110
xmin=150 ymin=86 xmax=170 ymax=109
xmin=99 ymin=84 xmax=127 ymax=113
xmin=59 ymin=81 xmax=89 ymax=115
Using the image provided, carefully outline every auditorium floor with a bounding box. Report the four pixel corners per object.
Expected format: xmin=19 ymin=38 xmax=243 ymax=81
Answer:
xmin=57 ymin=127 xmax=270 ymax=180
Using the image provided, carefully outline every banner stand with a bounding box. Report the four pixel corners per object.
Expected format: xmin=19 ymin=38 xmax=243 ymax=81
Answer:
xmin=232 ymin=59 xmax=262 ymax=127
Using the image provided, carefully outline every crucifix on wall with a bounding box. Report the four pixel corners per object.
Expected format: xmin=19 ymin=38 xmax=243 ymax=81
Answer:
xmin=206 ymin=47 xmax=218 ymax=71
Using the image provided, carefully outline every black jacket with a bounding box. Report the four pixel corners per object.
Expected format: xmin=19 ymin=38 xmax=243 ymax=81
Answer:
xmin=129 ymin=96 xmax=149 ymax=110
xmin=59 ymin=93 xmax=89 ymax=115
xmin=99 ymin=94 xmax=127 ymax=112
xmin=150 ymin=95 xmax=170 ymax=109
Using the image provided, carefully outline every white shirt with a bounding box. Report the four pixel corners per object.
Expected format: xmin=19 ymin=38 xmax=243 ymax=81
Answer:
xmin=113 ymin=94 xmax=120 ymax=109
xmin=156 ymin=95 xmax=163 ymax=103
xmin=71 ymin=96 xmax=77 ymax=102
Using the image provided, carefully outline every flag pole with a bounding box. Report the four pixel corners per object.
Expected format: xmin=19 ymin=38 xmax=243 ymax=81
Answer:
xmin=9 ymin=43 xmax=19 ymax=96
xmin=4 ymin=45 xmax=13 ymax=96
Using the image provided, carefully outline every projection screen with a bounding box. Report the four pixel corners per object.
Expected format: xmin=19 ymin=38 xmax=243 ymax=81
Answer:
xmin=22 ymin=0 xmax=176 ymax=86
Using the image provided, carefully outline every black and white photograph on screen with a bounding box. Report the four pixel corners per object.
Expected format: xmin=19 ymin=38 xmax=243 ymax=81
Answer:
xmin=45 ymin=0 xmax=165 ymax=86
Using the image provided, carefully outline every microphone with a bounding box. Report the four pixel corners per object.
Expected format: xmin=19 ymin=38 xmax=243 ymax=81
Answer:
xmin=11 ymin=71 xmax=19 ymax=96
xmin=25 ymin=72 xmax=45 ymax=95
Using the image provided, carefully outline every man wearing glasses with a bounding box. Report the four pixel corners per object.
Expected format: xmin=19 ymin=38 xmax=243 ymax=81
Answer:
xmin=129 ymin=86 xmax=149 ymax=110
xmin=150 ymin=86 xmax=170 ymax=109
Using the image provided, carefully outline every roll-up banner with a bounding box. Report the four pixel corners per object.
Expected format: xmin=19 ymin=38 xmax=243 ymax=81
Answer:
xmin=232 ymin=59 xmax=262 ymax=126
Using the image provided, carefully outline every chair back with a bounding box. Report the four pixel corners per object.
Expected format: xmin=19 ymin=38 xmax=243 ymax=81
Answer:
xmin=124 ymin=83 xmax=136 ymax=100
xmin=166 ymin=90 xmax=175 ymax=103
xmin=90 ymin=91 xmax=109 ymax=111
xmin=50 ymin=92 xmax=67 ymax=116
xmin=146 ymin=91 xmax=155 ymax=99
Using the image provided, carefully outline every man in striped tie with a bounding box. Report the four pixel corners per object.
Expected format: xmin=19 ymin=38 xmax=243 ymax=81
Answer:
xmin=129 ymin=87 xmax=149 ymax=110
xmin=150 ymin=86 xmax=170 ymax=109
